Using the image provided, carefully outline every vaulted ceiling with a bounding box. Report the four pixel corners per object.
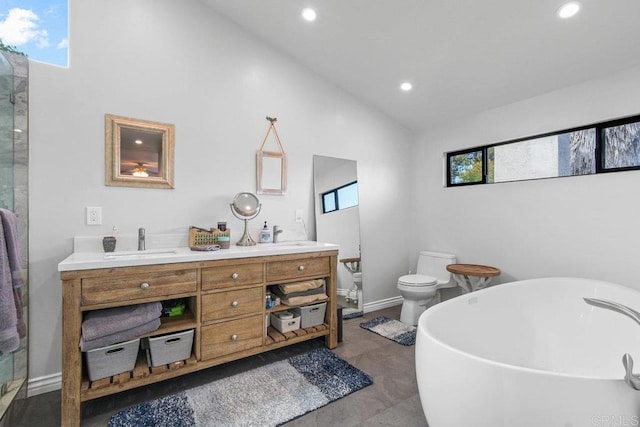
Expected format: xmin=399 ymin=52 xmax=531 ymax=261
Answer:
xmin=201 ymin=0 xmax=640 ymax=132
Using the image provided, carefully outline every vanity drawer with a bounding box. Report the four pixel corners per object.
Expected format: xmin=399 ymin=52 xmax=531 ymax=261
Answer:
xmin=266 ymin=257 xmax=330 ymax=282
xmin=201 ymin=263 xmax=264 ymax=291
xmin=81 ymin=269 xmax=197 ymax=306
xmin=201 ymin=315 xmax=263 ymax=360
xmin=201 ymin=287 xmax=263 ymax=322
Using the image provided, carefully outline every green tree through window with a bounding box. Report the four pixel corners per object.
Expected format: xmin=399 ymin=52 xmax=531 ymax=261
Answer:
xmin=449 ymin=151 xmax=483 ymax=184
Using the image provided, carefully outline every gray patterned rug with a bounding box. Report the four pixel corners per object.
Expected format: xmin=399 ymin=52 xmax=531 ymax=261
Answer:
xmin=108 ymin=347 xmax=372 ymax=427
xmin=359 ymin=316 xmax=416 ymax=346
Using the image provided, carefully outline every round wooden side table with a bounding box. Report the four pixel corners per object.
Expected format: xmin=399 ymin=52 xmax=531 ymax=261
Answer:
xmin=446 ymin=263 xmax=501 ymax=293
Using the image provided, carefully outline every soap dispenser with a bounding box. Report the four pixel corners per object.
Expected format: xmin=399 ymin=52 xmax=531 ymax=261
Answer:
xmin=259 ymin=221 xmax=272 ymax=243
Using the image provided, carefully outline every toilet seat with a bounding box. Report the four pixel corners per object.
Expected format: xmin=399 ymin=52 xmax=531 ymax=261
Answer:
xmin=398 ymin=274 xmax=437 ymax=287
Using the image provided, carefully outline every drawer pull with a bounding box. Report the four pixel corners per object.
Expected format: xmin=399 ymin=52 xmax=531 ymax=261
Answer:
xmin=298 ymin=265 xmax=305 ymax=271
xmin=231 ymin=272 xmax=239 ymax=280
xmin=231 ymin=334 xmax=238 ymax=341
xmin=231 ymin=300 xmax=239 ymax=308
xmin=140 ymin=282 xmax=150 ymax=290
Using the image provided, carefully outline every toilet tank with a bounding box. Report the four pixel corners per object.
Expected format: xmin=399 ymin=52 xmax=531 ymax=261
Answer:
xmin=416 ymin=251 xmax=457 ymax=284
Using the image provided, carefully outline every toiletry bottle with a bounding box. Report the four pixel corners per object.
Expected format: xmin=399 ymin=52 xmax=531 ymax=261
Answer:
xmin=259 ymin=221 xmax=272 ymax=243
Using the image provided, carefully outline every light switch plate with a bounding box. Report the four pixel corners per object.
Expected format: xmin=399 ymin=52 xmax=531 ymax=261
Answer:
xmin=295 ymin=209 xmax=303 ymax=222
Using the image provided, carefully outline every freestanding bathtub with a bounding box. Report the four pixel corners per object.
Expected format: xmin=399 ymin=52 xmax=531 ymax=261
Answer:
xmin=416 ymin=277 xmax=640 ymax=427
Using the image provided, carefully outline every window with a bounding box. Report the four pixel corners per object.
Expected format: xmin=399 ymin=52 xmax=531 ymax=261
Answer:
xmin=602 ymin=120 xmax=640 ymax=170
xmin=446 ymin=114 xmax=640 ymax=187
xmin=0 ymin=1 xmax=68 ymax=67
xmin=322 ymin=181 xmax=358 ymax=213
xmin=489 ymin=128 xmax=595 ymax=183
xmin=448 ymin=149 xmax=483 ymax=185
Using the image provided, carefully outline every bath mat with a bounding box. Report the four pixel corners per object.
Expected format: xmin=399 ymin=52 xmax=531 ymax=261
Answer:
xmin=107 ymin=347 xmax=372 ymax=427
xmin=343 ymin=310 xmax=363 ymax=320
xmin=359 ymin=316 xmax=416 ymax=346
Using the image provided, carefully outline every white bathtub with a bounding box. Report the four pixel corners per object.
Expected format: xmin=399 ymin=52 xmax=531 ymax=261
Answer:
xmin=416 ymin=277 xmax=640 ymax=427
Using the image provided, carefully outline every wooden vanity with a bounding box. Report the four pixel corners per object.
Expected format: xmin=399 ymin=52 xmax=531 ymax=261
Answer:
xmin=59 ymin=245 xmax=338 ymax=427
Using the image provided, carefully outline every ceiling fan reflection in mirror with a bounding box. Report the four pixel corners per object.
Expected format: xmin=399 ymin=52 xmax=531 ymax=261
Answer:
xmin=119 ymin=161 xmax=158 ymax=177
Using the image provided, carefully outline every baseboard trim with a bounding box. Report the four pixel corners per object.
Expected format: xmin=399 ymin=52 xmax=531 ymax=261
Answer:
xmin=363 ymin=296 xmax=403 ymax=313
xmin=26 ymin=295 xmax=404 ymax=398
xmin=28 ymin=372 xmax=61 ymax=397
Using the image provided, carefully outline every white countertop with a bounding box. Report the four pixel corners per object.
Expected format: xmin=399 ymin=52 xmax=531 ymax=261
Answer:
xmin=58 ymin=241 xmax=339 ymax=272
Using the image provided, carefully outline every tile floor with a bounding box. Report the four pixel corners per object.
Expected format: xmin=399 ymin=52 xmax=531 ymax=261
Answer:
xmin=4 ymin=305 xmax=428 ymax=426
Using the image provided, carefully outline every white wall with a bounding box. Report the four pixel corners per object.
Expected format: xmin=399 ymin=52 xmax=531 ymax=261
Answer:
xmin=414 ymin=65 xmax=640 ymax=290
xmin=28 ymin=0 xmax=413 ymax=385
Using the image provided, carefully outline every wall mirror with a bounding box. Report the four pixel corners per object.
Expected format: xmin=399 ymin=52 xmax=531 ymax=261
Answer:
xmin=313 ymin=155 xmax=362 ymax=318
xmin=105 ymin=114 xmax=175 ymax=189
xmin=257 ymin=151 xmax=287 ymax=195
xmin=256 ymin=117 xmax=287 ymax=195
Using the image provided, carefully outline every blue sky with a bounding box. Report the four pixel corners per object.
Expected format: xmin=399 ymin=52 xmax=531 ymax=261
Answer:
xmin=0 ymin=0 xmax=68 ymax=66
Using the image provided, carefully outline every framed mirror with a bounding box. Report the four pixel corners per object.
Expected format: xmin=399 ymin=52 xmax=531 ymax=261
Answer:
xmin=105 ymin=114 xmax=175 ymax=189
xmin=313 ymin=155 xmax=362 ymax=318
xmin=256 ymin=117 xmax=287 ymax=195
xmin=257 ymin=151 xmax=287 ymax=195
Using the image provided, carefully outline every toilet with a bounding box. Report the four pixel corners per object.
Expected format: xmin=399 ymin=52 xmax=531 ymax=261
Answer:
xmin=397 ymin=251 xmax=457 ymax=326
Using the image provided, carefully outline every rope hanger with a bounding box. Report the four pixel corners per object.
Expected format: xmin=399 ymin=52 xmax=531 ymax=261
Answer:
xmin=258 ymin=116 xmax=286 ymax=155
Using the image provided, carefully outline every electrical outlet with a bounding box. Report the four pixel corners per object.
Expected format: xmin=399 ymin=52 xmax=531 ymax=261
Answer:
xmin=295 ymin=209 xmax=303 ymax=222
xmin=86 ymin=207 xmax=102 ymax=225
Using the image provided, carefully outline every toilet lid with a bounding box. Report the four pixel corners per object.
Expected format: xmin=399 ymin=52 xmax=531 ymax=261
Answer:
xmin=398 ymin=274 xmax=437 ymax=287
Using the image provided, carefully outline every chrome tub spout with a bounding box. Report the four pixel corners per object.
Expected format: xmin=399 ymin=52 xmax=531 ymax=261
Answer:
xmin=584 ymin=297 xmax=640 ymax=327
xmin=584 ymin=297 xmax=640 ymax=391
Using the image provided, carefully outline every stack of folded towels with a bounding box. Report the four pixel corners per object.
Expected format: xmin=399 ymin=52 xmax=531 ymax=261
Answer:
xmin=80 ymin=302 xmax=162 ymax=352
xmin=270 ymin=279 xmax=327 ymax=305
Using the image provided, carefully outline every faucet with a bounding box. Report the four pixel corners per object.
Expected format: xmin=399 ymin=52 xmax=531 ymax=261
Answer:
xmin=583 ymin=297 xmax=640 ymax=390
xmin=273 ymin=225 xmax=283 ymax=243
xmin=138 ymin=228 xmax=145 ymax=251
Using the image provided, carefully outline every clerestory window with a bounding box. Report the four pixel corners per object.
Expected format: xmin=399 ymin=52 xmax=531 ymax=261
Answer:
xmin=446 ymin=114 xmax=640 ymax=186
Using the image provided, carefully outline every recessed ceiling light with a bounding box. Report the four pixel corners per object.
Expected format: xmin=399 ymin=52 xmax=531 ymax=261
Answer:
xmin=135 ymin=139 xmax=143 ymax=144
xmin=301 ymin=8 xmax=317 ymax=22
xmin=400 ymin=82 xmax=413 ymax=92
xmin=557 ymin=2 xmax=581 ymax=19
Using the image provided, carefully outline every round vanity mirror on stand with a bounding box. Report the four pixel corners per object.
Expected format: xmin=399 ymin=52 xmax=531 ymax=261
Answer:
xmin=230 ymin=192 xmax=261 ymax=246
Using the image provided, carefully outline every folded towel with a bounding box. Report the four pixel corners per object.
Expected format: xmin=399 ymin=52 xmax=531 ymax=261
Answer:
xmin=80 ymin=318 xmax=161 ymax=352
xmin=271 ymin=284 xmax=325 ymax=300
xmin=13 ymin=287 xmax=26 ymax=338
xmin=0 ymin=209 xmax=24 ymax=288
xmin=0 ymin=220 xmax=19 ymax=355
xmin=277 ymin=279 xmax=325 ymax=294
xmin=82 ymin=301 xmax=162 ymax=341
xmin=277 ymin=293 xmax=328 ymax=306
xmin=0 ymin=209 xmax=25 ymax=345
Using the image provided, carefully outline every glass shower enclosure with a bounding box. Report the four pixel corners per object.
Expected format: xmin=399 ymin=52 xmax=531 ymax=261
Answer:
xmin=0 ymin=50 xmax=28 ymax=420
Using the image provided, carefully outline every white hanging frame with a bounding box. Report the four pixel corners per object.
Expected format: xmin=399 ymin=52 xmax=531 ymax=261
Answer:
xmin=256 ymin=116 xmax=288 ymax=195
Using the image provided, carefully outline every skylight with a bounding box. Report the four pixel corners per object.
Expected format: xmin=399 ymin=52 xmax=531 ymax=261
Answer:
xmin=0 ymin=0 xmax=68 ymax=67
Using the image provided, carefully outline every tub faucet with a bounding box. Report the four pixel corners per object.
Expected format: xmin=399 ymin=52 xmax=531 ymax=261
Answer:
xmin=584 ymin=297 xmax=640 ymax=391
xmin=273 ymin=225 xmax=283 ymax=243
xmin=138 ymin=227 xmax=145 ymax=251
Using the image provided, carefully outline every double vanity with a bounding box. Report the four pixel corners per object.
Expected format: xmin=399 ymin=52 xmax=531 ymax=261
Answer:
xmin=58 ymin=241 xmax=339 ymax=427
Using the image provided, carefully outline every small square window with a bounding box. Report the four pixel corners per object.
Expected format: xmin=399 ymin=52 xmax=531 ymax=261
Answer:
xmin=322 ymin=193 xmax=336 ymax=213
xmin=321 ymin=181 xmax=358 ymax=213
xmin=602 ymin=121 xmax=640 ymax=170
xmin=448 ymin=150 xmax=483 ymax=185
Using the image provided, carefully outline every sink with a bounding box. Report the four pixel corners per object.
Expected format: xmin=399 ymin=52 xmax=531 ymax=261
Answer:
xmin=104 ymin=248 xmax=179 ymax=259
xmin=271 ymin=241 xmax=317 ymax=247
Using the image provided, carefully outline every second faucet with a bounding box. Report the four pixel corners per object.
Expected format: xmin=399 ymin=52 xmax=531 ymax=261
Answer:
xmin=273 ymin=225 xmax=283 ymax=243
xmin=138 ymin=227 xmax=145 ymax=251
